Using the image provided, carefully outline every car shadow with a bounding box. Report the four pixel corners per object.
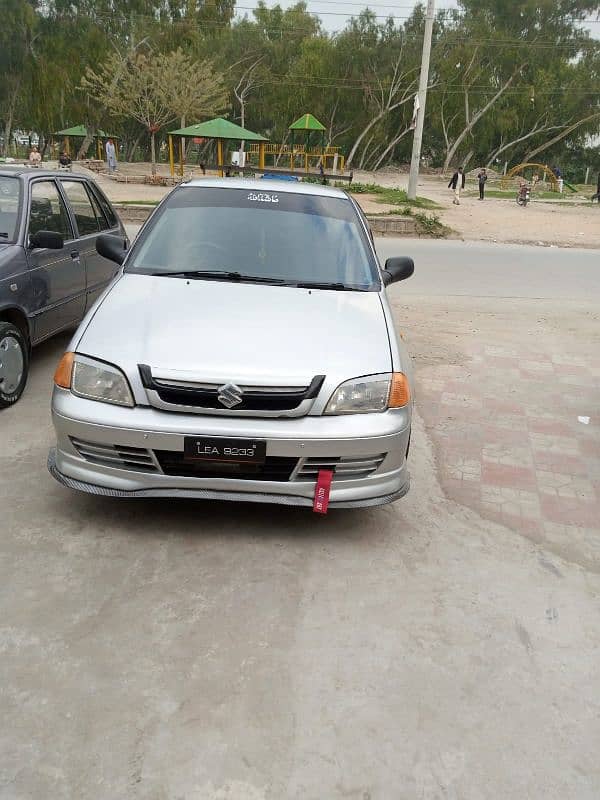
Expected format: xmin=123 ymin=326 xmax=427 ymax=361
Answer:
xmin=65 ymin=490 xmax=401 ymax=543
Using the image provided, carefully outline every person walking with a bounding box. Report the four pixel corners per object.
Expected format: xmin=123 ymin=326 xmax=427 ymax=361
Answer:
xmin=105 ymin=138 xmax=117 ymax=173
xmin=448 ymin=167 xmax=465 ymax=205
xmin=477 ymin=167 xmax=487 ymax=200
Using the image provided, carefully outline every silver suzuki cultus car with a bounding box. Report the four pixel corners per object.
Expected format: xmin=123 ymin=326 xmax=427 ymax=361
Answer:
xmin=49 ymin=179 xmax=414 ymax=510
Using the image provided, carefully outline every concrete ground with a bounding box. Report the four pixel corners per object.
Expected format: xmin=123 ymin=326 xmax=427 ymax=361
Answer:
xmin=1 ymin=240 xmax=599 ymax=799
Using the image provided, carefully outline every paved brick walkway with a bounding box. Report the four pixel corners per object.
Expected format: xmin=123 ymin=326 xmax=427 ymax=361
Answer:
xmin=399 ymin=297 xmax=600 ymax=566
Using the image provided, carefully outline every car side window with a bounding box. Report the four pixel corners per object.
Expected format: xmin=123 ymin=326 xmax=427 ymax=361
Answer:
xmin=29 ymin=180 xmax=73 ymax=240
xmin=89 ymin=184 xmax=118 ymax=228
xmin=60 ymin=180 xmax=100 ymax=236
xmin=85 ymin=184 xmax=110 ymax=231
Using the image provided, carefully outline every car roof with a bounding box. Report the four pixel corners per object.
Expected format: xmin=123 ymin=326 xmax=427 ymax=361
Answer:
xmin=0 ymin=167 xmax=89 ymax=180
xmin=181 ymin=177 xmax=349 ymax=199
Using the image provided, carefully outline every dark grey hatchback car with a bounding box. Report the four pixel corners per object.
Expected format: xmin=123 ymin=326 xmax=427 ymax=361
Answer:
xmin=0 ymin=168 xmax=126 ymax=406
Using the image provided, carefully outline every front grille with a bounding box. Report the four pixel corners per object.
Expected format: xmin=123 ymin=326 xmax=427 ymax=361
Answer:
xmin=71 ymin=437 xmax=159 ymax=473
xmin=153 ymin=451 xmax=298 ymax=481
xmin=294 ymin=454 xmax=386 ymax=482
xmin=139 ymin=365 xmax=324 ymax=414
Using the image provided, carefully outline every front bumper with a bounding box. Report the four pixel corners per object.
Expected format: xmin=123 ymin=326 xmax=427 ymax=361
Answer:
xmin=49 ymin=389 xmax=411 ymax=508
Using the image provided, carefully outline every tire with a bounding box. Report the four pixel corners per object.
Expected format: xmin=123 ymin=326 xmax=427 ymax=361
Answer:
xmin=0 ymin=321 xmax=29 ymax=408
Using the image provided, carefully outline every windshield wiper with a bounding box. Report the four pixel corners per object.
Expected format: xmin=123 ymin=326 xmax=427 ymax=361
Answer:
xmin=295 ymin=281 xmax=365 ymax=291
xmin=0 ymin=233 xmax=9 ymax=239
xmin=150 ymin=270 xmax=287 ymax=285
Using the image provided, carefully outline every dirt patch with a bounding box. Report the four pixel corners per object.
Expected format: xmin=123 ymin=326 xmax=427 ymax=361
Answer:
xmin=355 ymin=169 xmax=600 ymax=249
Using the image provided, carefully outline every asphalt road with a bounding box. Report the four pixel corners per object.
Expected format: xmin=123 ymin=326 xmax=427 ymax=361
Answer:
xmin=1 ymin=240 xmax=599 ymax=799
xmin=376 ymin=238 xmax=600 ymax=299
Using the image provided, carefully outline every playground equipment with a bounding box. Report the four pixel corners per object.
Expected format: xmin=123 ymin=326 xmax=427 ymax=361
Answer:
xmin=167 ymin=113 xmax=349 ymax=180
xmin=168 ymin=117 xmax=268 ymax=178
xmin=248 ymin=113 xmax=345 ymax=174
xmin=500 ymin=162 xmax=560 ymax=191
xmin=54 ymin=125 xmax=118 ymax=160
xmin=246 ymin=142 xmax=345 ymax=173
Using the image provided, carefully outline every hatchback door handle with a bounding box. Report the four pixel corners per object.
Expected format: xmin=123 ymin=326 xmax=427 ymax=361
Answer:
xmin=70 ymin=250 xmax=80 ymax=260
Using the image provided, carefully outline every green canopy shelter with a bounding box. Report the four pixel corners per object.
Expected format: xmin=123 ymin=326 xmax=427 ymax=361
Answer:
xmin=54 ymin=125 xmax=118 ymax=160
xmin=288 ymin=113 xmax=327 ymax=171
xmin=168 ymin=117 xmax=268 ymax=177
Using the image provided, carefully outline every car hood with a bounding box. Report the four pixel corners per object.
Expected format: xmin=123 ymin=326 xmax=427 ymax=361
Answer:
xmin=76 ymin=274 xmax=392 ymax=396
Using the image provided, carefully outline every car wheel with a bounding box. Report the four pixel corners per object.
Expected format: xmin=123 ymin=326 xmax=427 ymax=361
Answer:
xmin=0 ymin=322 xmax=29 ymax=408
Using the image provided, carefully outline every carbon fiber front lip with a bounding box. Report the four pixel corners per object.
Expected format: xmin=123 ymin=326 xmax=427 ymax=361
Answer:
xmin=47 ymin=448 xmax=409 ymax=508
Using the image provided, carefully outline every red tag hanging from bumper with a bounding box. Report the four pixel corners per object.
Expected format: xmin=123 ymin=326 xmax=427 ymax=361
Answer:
xmin=313 ymin=469 xmax=334 ymax=514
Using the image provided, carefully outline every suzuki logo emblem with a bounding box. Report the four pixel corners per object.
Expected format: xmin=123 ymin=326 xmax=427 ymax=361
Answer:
xmin=217 ymin=382 xmax=243 ymax=409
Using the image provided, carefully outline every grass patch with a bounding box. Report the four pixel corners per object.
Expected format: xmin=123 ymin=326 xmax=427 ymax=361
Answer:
xmin=413 ymin=210 xmax=450 ymax=238
xmin=382 ymin=205 xmax=450 ymax=237
xmin=346 ymin=182 xmax=440 ymax=209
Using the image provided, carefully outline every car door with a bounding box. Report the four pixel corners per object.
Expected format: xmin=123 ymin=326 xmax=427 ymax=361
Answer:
xmin=60 ymin=179 xmax=121 ymax=309
xmin=26 ymin=178 xmax=85 ymax=342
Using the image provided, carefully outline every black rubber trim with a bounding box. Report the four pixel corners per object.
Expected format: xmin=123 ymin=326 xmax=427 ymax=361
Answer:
xmin=138 ymin=364 xmax=325 ymax=411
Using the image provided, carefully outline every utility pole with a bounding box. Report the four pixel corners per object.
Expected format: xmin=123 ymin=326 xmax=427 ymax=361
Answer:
xmin=407 ymin=0 xmax=435 ymax=200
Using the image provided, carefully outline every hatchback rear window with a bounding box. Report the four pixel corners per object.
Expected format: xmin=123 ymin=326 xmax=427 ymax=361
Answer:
xmin=126 ymin=187 xmax=379 ymax=291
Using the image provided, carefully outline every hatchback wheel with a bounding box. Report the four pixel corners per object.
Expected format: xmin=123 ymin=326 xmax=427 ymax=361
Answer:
xmin=0 ymin=322 xmax=29 ymax=408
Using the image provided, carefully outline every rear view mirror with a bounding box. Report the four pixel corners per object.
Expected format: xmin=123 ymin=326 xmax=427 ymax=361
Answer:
xmin=29 ymin=230 xmax=63 ymax=250
xmin=382 ymin=257 xmax=414 ymax=286
xmin=97 ymin=233 xmax=128 ymax=266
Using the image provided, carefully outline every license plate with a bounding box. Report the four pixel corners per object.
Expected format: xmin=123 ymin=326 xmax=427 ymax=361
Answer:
xmin=184 ymin=437 xmax=266 ymax=464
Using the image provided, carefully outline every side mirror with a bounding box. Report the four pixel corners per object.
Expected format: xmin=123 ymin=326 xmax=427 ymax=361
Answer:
xmin=29 ymin=230 xmax=63 ymax=250
xmin=382 ymin=256 xmax=414 ymax=286
xmin=97 ymin=233 xmax=128 ymax=266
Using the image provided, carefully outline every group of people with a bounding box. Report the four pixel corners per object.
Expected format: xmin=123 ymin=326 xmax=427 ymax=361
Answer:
xmin=448 ymin=167 xmax=488 ymax=205
xmin=449 ymin=166 xmax=600 ymax=205
xmin=28 ymin=145 xmax=73 ymax=169
xmin=27 ymin=138 xmax=118 ymax=172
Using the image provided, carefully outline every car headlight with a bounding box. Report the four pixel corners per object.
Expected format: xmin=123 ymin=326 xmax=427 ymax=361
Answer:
xmin=54 ymin=352 xmax=134 ymax=407
xmin=324 ymin=372 xmax=410 ymax=415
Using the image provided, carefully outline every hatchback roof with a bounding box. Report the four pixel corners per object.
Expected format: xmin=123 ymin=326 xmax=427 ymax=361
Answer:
xmin=0 ymin=167 xmax=88 ymax=180
xmin=182 ymin=177 xmax=348 ymax=198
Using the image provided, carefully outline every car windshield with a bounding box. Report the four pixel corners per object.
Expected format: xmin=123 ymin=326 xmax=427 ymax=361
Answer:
xmin=0 ymin=176 xmax=21 ymax=242
xmin=126 ymin=186 xmax=379 ymax=290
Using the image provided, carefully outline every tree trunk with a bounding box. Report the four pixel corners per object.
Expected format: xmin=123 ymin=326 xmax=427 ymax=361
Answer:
xmin=525 ymin=113 xmax=600 ymax=161
xmin=77 ymin=127 xmax=96 ymax=160
xmin=2 ymin=82 xmax=19 ymax=157
xmin=127 ymin=131 xmax=143 ymax=162
xmin=442 ymin=67 xmax=523 ymax=173
xmin=358 ymin=133 xmax=377 ymax=170
xmin=40 ymin=134 xmax=49 ymax=160
xmin=485 ymin=121 xmax=563 ymax=166
xmin=372 ymin=126 xmax=411 ymax=171
xmin=346 ymin=112 xmax=385 ymax=169
xmin=3 ymin=116 xmax=12 ymax=158
xmin=150 ymin=131 xmax=156 ymax=175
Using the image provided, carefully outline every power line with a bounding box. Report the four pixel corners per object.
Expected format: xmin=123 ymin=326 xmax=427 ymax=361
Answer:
xmin=83 ymin=11 xmax=600 ymax=48
xmin=251 ymin=76 xmax=600 ymax=93
xmin=85 ymin=7 xmax=600 ymax=25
